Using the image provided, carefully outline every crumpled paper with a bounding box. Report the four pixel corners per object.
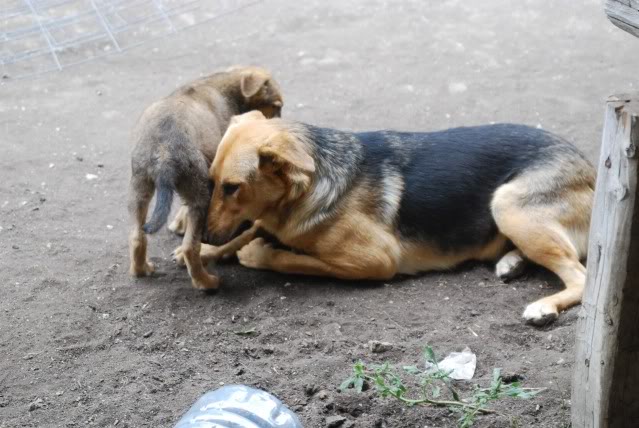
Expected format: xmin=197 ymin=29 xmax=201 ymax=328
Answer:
xmin=426 ymin=347 xmax=476 ymax=380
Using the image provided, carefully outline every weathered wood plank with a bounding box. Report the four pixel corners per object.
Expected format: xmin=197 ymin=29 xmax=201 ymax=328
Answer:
xmin=606 ymin=0 xmax=639 ymax=39
xmin=572 ymin=95 xmax=639 ymax=428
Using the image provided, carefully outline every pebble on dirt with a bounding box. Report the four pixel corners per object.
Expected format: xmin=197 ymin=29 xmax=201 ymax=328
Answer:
xmin=325 ymin=415 xmax=347 ymax=427
xmin=304 ymin=384 xmax=320 ymax=396
xmin=28 ymin=398 xmax=44 ymax=411
xmin=368 ymin=340 xmax=393 ymax=353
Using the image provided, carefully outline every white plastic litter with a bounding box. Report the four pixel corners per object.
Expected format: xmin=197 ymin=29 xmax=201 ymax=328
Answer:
xmin=427 ymin=347 xmax=476 ymax=380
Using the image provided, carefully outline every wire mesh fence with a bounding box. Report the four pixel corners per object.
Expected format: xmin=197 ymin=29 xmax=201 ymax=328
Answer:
xmin=0 ymin=0 xmax=262 ymax=79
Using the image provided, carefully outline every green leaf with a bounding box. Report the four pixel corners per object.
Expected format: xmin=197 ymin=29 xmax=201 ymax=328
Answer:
xmin=491 ymin=368 xmax=502 ymax=388
xmin=339 ymin=377 xmax=355 ymax=392
xmin=492 ymin=368 xmax=502 ymax=382
xmin=403 ymin=365 xmax=420 ymax=374
xmin=424 ymin=345 xmax=437 ymax=364
xmin=354 ymin=377 xmax=365 ymax=393
xmin=431 ymin=385 xmax=441 ymax=398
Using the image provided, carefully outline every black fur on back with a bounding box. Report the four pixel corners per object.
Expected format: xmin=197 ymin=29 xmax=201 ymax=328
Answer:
xmin=302 ymin=123 xmax=585 ymax=252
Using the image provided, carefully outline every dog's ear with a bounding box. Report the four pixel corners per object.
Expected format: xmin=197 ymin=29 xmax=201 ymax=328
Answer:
xmin=259 ymin=137 xmax=314 ymax=198
xmin=230 ymin=110 xmax=266 ymax=126
xmin=240 ymin=71 xmax=270 ymax=98
xmin=258 ymin=135 xmax=315 ymax=174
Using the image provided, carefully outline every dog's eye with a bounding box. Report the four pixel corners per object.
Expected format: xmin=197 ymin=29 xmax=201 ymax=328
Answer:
xmin=222 ymin=183 xmax=240 ymax=197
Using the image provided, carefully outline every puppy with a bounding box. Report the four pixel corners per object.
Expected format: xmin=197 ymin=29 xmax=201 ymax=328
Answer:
xmin=128 ymin=67 xmax=283 ymax=290
xmin=202 ymin=111 xmax=595 ymax=324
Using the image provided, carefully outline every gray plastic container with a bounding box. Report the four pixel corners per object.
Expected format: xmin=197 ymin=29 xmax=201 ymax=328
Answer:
xmin=174 ymin=385 xmax=303 ymax=428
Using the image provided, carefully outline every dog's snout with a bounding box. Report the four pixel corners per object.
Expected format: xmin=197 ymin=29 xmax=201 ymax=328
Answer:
xmin=203 ymin=220 xmax=253 ymax=246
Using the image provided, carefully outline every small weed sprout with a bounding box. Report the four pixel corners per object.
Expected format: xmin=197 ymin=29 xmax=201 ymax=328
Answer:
xmin=340 ymin=345 xmax=544 ymax=428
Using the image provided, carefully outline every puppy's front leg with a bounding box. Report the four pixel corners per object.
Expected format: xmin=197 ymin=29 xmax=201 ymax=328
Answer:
xmin=173 ymin=221 xmax=260 ymax=265
xmin=208 ymin=221 xmax=261 ymax=261
xmin=237 ymin=238 xmax=396 ymax=280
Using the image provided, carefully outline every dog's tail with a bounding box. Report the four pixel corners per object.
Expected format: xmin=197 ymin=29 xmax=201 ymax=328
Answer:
xmin=143 ymin=173 xmax=174 ymax=234
xmin=137 ymin=116 xmax=211 ymax=235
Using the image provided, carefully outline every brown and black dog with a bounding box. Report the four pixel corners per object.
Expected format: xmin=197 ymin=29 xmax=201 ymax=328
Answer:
xmin=200 ymin=111 xmax=595 ymax=325
xmin=128 ymin=67 xmax=283 ymax=290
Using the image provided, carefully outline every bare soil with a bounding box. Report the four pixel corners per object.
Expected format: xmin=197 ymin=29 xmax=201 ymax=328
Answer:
xmin=2 ymin=1 xmax=638 ymax=427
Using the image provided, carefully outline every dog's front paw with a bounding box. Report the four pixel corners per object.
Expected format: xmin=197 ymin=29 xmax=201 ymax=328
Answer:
xmin=523 ymin=301 xmax=558 ymax=326
xmin=171 ymin=245 xmax=187 ymax=267
xmin=200 ymin=243 xmax=225 ymax=264
xmin=237 ymin=238 xmax=272 ymax=269
xmin=130 ymin=260 xmax=155 ymax=277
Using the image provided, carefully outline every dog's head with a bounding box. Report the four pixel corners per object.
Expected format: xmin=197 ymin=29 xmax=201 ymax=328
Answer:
xmin=207 ymin=111 xmax=315 ymax=241
xmin=228 ymin=66 xmax=283 ymax=118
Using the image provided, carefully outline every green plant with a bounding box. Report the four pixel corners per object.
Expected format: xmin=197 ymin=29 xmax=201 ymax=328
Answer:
xmin=340 ymin=345 xmax=544 ymax=428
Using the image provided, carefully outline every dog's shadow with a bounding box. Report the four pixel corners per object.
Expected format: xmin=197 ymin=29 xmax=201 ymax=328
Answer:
xmin=145 ymin=250 xmax=564 ymax=297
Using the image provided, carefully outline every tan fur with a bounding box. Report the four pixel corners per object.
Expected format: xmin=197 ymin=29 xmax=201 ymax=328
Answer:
xmin=129 ymin=181 xmax=155 ymax=276
xmin=399 ymin=235 xmax=509 ymax=274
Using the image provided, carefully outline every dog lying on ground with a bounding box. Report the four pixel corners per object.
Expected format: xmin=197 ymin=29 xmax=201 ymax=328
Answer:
xmin=128 ymin=67 xmax=283 ymax=290
xmin=199 ymin=111 xmax=595 ymax=325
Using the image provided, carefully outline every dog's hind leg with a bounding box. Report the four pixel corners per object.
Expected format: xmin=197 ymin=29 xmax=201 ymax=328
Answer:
xmin=129 ymin=176 xmax=156 ymax=277
xmin=179 ymin=203 xmax=219 ymax=290
xmin=492 ymin=181 xmax=590 ymax=325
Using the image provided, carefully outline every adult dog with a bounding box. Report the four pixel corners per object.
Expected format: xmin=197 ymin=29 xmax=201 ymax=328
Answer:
xmin=202 ymin=111 xmax=594 ymax=324
xmin=128 ymin=68 xmax=283 ymax=290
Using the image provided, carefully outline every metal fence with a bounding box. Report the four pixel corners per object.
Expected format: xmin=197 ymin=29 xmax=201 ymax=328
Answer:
xmin=0 ymin=0 xmax=261 ymax=79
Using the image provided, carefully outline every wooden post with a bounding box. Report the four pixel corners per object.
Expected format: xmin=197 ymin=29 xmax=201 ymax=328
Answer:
xmin=572 ymin=95 xmax=639 ymax=427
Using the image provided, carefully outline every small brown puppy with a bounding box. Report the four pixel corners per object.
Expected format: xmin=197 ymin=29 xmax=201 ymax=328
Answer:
xmin=128 ymin=67 xmax=283 ymax=290
xmin=203 ymin=111 xmax=594 ymax=325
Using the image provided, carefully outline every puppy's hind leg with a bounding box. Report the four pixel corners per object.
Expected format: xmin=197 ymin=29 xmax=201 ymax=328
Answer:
xmin=129 ymin=177 xmax=155 ymax=277
xmin=180 ymin=204 xmax=219 ymax=290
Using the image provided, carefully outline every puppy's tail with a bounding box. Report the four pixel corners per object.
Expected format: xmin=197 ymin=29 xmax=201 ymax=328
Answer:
xmin=143 ymin=175 xmax=173 ymax=234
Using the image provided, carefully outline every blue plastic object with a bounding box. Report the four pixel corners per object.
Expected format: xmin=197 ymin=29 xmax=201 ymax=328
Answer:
xmin=174 ymin=385 xmax=304 ymax=428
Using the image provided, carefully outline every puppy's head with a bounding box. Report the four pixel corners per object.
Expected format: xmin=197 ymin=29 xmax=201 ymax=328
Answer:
xmin=207 ymin=111 xmax=314 ymax=241
xmin=229 ymin=66 xmax=284 ymax=118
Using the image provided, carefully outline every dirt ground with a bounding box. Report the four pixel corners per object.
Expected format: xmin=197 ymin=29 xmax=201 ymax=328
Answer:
xmin=2 ymin=0 xmax=638 ymax=427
